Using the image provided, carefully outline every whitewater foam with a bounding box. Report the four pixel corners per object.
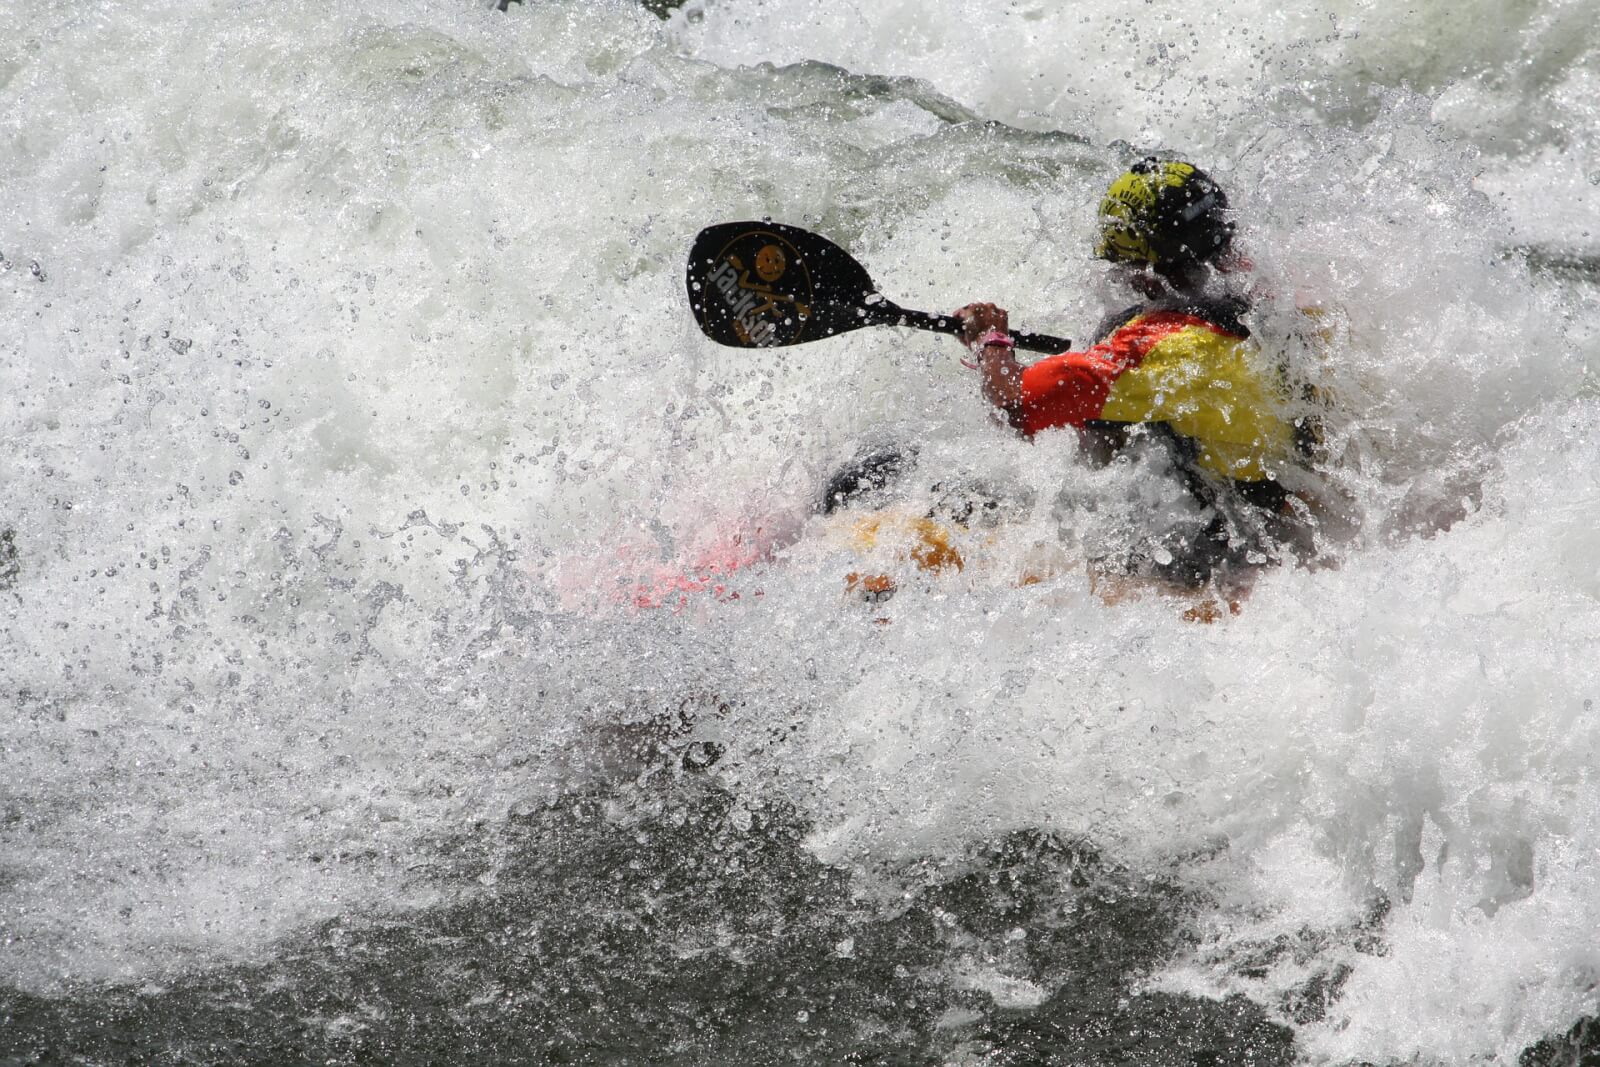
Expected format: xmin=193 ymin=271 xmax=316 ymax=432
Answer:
xmin=4 ymin=0 xmax=1600 ymax=1061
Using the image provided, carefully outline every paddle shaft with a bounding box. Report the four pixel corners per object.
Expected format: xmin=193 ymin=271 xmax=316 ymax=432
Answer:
xmin=864 ymin=302 xmax=1070 ymax=354
xmin=687 ymin=220 xmax=1072 ymax=353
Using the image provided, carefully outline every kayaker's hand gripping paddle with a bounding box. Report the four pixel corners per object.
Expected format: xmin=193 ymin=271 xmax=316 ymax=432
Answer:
xmin=686 ymin=221 xmax=1070 ymax=354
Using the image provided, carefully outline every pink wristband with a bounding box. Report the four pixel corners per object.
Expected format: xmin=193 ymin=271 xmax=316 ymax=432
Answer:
xmin=976 ymin=330 xmax=1014 ymax=349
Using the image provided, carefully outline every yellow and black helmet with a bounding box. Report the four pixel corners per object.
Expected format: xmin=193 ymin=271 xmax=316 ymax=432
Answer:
xmin=1095 ymin=158 xmax=1234 ymax=273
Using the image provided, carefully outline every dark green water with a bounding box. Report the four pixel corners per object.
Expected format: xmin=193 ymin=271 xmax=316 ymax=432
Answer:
xmin=6 ymin=769 xmax=1600 ymax=1064
xmin=3 ymin=768 xmax=1302 ymax=1066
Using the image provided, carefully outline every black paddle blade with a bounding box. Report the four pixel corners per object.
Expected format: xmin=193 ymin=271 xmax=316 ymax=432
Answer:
xmin=686 ymin=221 xmax=882 ymax=349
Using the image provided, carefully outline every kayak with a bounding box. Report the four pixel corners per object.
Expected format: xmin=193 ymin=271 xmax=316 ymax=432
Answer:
xmin=547 ymin=445 xmax=1249 ymax=622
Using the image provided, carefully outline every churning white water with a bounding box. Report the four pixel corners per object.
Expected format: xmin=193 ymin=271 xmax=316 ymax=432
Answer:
xmin=4 ymin=0 xmax=1600 ymax=1062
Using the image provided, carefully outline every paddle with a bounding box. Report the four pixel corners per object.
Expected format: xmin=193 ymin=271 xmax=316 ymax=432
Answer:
xmin=686 ymin=221 xmax=1071 ymax=353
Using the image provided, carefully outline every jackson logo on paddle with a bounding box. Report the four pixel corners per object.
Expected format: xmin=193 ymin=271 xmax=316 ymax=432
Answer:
xmin=703 ymin=230 xmax=814 ymax=347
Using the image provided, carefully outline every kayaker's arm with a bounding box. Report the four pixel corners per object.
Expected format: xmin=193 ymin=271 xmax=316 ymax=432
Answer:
xmin=955 ymin=302 xmax=1026 ymax=422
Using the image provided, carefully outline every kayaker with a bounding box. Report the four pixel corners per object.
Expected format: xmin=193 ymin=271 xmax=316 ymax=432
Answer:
xmin=956 ymin=157 xmax=1317 ymax=593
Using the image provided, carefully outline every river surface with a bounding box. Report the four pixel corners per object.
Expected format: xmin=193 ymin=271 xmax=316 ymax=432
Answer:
xmin=4 ymin=0 xmax=1600 ymax=1063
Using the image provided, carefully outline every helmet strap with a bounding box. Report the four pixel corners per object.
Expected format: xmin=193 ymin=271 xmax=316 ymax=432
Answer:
xmin=1127 ymin=268 xmax=1170 ymax=300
